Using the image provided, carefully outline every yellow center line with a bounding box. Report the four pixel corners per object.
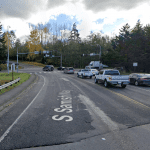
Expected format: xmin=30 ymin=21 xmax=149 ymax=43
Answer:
xmin=66 ymin=74 xmax=150 ymax=109
xmin=109 ymin=90 xmax=150 ymax=109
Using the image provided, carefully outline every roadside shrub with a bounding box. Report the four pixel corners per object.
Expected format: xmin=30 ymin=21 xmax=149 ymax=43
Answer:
xmin=0 ymin=64 xmax=7 ymax=70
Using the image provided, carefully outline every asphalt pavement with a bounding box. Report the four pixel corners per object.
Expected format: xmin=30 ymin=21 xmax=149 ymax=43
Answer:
xmin=1 ymin=62 xmax=150 ymax=150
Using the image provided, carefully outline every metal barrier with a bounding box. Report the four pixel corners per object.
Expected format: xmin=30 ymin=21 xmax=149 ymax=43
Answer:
xmin=0 ymin=77 xmax=21 ymax=91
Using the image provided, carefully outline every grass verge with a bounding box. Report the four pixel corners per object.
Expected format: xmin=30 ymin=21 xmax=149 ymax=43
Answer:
xmin=0 ymin=72 xmax=31 ymax=95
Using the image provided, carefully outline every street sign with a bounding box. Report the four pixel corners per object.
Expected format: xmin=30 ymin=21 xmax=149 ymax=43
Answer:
xmin=133 ymin=62 xmax=138 ymax=66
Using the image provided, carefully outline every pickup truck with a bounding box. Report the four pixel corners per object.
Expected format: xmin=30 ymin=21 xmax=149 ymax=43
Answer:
xmin=77 ymin=69 xmax=93 ymax=79
xmin=95 ymin=69 xmax=129 ymax=88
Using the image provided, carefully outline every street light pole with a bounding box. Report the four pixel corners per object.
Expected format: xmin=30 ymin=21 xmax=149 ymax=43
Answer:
xmin=96 ymin=44 xmax=101 ymax=60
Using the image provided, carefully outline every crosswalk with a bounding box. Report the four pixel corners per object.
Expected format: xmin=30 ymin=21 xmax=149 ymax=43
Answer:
xmin=29 ymin=72 xmax=52 ymax=74
xmin=19 ymin=71 xmax=78 ymax=74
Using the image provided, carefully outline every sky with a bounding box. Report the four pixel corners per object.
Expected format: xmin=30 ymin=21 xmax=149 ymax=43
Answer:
xmin=0 ymin=0 xmax=150 ymax=43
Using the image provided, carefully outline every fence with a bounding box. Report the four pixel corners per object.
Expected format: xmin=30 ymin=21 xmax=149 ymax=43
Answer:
xmin=0 ymin=77 xmax=20 ymax=91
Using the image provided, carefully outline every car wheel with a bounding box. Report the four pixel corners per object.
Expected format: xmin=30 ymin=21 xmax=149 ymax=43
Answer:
xmin=95 ymin=78 xmax=98 ymax=83
xmin=104 ymin=80 xmax=108 ymax=87
xmin=90 ymin=76 xmax=92 ymax=79
xmin=77 ymin=73 xmax=79 ymax=77
xmin=135 ymin=80 xmax=139 ymax=86
xmin=82 ymin=74 xmax=84 ymax=79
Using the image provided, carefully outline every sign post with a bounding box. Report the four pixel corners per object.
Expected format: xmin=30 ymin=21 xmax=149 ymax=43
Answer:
xmin=133 ymin=62 xmax=138 ymax=72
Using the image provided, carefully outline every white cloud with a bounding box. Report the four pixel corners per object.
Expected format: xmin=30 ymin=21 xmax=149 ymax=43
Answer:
xmin=0 ymin=0 xmax=150 ymax=42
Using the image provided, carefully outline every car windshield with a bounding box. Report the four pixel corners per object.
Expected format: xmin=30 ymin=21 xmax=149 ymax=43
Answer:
xmin=105 ymin=71 xmax=119 ymax=75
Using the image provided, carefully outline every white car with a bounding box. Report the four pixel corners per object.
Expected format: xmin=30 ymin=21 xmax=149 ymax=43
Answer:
xmin=95 ymin=69 xmax=129 ymax=88
xmin=90 ymin=69 xmax=99 ymax=76
xmin=77 ymin=69 xmax=93 ymax=79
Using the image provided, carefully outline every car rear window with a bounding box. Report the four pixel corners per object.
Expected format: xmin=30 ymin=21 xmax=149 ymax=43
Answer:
xmin=69 ymin=68 xmax=73 ymax=70
xmin=105 ymin=71 xmax=119 ymax=75
xmin=82 ymin=69 xmax=89 ymax=72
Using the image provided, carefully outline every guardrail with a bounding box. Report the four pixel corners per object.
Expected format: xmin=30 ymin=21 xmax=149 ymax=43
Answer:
xmin=0 ymin=77 xmax=21 ymax=91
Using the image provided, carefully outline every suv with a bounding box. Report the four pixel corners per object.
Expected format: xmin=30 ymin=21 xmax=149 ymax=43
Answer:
xmin=64 ymin=67 xmax=75 ymax=74
xmin=43 ymin=65 xmax=54 ymax=71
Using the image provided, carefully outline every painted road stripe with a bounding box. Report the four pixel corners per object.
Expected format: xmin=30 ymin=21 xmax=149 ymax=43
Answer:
xmin=109 ymin=90 xmax=150 ymax=109
xmin=0 ymin=75 xmax=46 ymax=143
xmin=78 ymin=94 xmax=119 ymax=131
xmin=68 ymin=75 xmax=150 ymax=109
xmin=61 ymin=78 xmax=69 ymax=81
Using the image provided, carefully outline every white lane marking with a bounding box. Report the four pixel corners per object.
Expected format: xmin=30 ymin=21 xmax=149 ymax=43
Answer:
xmin=30 ymin=73 xmax=32 ymax=74
xmin=39 ymin=72 xmax=41 ymax=73
xmin=52 ymin=90 xmax=73 ymax=122
xmin=78 ymin=94 xmax=119 ymax=131
xmin=0 ymin=75 xmax=46 ymax=143
xmin=61 ymin=78 xmax=69 ymax=81
xmin=44 ymin=72 xmax=46 ymax=73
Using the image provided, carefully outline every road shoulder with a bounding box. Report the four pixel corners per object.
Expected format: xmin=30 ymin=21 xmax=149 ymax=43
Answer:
xmin=0 ymin=73 xmax=38 ymax=113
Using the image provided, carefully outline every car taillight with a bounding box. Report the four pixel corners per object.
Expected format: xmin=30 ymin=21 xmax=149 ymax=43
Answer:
xmin=73 ymin=70 xmax=75 ymax=71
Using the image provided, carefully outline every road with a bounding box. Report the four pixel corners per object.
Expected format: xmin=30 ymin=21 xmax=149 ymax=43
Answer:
xmin=0 ymin=63 xmax=150 ymax=150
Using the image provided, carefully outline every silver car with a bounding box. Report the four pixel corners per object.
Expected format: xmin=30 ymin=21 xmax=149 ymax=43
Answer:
xmin=64 ymin=67 xmax=75 ymax=74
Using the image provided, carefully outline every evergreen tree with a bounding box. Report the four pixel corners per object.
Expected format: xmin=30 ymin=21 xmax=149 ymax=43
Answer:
xmin=0 ymin=23 xmax=7 ymax=64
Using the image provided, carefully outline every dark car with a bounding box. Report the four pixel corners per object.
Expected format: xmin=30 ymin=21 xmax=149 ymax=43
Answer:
xmin=129 ymin=73 xmax=150 ymax=86
xmin=43 ymin=65 xmax=54 ymax=71
xmin=57 ymin=66 xmax=65 ymax=70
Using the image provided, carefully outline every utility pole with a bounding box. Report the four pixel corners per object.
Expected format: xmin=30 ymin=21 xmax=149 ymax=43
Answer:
xmin=61 ymin=53 xmax=62 ymax=67
xmin=7 ymin=26 xmax=10 ymax=74
xmin=17 ymin=48 xmax=18 ymax=73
